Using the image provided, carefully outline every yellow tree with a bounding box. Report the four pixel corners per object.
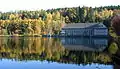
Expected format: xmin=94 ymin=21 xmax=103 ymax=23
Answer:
xmin=26 ymin=19 xmax=34 ymax=35
xmin=33 ymin=19 xmax=41 ymax=35
xmin=9 ymin=14 xmax=19 ymax=20
xmin=45 ymin=13 xmax=53 ymax=35
xmin=52 ymin=11 xmax=64 ymax=34
xmin=39 ymin=18 xmax=45 ymax=34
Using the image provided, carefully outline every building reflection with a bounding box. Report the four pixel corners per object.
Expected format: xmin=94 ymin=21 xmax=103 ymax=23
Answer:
xmin=61 ymin=37 xmax=108 ymax=51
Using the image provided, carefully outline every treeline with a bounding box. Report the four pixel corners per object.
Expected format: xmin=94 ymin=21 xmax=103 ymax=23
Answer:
xmin=0 ymin=5 xmax=120 ymax=35
xmin=1 ymin=5 xmax=120 ymax=22
xmin=0 ymin=11 xmax=64 ymax=35
xmin=56 ymin=5 xmax=120 ymax=23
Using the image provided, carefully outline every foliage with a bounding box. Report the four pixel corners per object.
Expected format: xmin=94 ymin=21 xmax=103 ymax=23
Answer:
xmin=108 ymin=42 xmax=118 ymax=54
xmin=109 ymin=27 xmax=117 ymax=38
xmin=0 ymin=11 xmax=64 ymax=35
xmin=111 ymin=14 xmax=120 ymax=36
xmin=0 ymin=5 xmax=120 ymax=35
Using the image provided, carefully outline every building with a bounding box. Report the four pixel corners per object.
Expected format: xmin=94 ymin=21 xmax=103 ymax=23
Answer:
xmin=60 ymin=23 xmax=108 ymax=37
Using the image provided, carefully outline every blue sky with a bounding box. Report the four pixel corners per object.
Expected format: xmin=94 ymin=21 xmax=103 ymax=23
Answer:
xmin=0 ymin=0 xmax=119 ymax=12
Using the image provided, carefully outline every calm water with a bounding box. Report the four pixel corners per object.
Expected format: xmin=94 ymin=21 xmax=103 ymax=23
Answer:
xmin=0 ymin=37 xmax=118 ymax=69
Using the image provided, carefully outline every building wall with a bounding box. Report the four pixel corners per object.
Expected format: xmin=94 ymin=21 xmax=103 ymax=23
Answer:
xmin=63 ymin=28 xmax=93 ymax=36
xmin=93 ymin=28 xmax=108 ymax=36
xmin=64 ymin=28 xmax=84 ymax=36
xmin=61 ymin=27 xmax=107 ymax=36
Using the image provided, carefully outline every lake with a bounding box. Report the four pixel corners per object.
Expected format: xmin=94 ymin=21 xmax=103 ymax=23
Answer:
xmin=0 ymin=37 xmax=118 ymax=69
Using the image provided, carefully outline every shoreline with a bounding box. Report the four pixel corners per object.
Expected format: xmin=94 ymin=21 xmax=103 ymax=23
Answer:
xmin=0 ymin=35 xmax=42 ymax=37
xmin=0 ymin=34 xmax=109 ymax=38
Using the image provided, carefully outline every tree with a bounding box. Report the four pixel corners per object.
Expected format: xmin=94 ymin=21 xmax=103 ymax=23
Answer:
xmin=111 ymin=14 xmax=120 ymax=35
xmin=85 ymin=7 xmax=95 ymax=22
xmin=45 ymin=13 xmax=53 ymax=34
xmin=108 ymin=42 xmax=118 ymax=54
xmin=78 ymin=6 xmax=87 ymax=23
xmin=65 ymin=16 xmax=70 ymax=23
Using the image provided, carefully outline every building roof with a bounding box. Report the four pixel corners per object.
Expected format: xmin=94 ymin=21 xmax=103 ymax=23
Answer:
xmin=62 ymin=23 xmax=107 ymax=29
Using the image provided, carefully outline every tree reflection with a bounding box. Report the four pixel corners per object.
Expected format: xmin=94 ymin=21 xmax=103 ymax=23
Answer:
xmin=108 ymin=37 xmax=120 ymax=69
xmin=0 ymin=37 xmax=112 ymax=65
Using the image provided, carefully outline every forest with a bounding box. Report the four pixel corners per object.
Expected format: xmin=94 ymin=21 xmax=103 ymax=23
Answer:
xmin=0 ymin=5 xmax=120 ymax=36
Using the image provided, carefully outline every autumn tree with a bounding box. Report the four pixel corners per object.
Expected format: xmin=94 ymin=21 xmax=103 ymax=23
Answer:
xmin=111 ymin=14 xmax=120 ymax=35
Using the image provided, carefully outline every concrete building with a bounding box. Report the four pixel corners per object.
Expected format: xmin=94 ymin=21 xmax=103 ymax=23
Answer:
xmin=60 ymin=23 xmax=108 ymax=37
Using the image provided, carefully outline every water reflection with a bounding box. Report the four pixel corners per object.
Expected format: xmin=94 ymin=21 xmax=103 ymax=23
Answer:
xmin=61 ymin=37 xmax=108 ymax=51
xmin=0 ymin=37 xmax=111 ymax=63
xmin=0 ymin=37 xmax=65 ymax=61
xmin=0 ymin=37 xmax=113 ymax=69
xmin=108 ymin=38 xmax=120 ymax=69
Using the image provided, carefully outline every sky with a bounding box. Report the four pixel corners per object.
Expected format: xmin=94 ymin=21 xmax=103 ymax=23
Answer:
xmin=0 ymin=0 xmax=119 ymax=12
